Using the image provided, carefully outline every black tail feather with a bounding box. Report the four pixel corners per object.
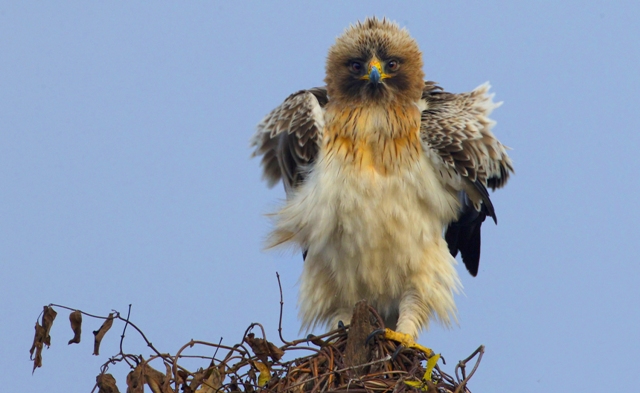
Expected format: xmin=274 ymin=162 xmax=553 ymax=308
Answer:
xmin=445 ymin=215 xmax=484 ymax=277
xmin=445 ymin=190 xmax=493 ymax=277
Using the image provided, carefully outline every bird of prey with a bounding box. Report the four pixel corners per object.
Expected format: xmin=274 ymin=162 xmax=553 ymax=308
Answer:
xmin=251 ymin=17 xmax=512 ymax=350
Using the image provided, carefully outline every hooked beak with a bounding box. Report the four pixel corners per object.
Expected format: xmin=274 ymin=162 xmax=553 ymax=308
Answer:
xmin=369 ymin=65 xmax=381 ymax=84
xmin=360 ymin=59 xmax=386 ymax=84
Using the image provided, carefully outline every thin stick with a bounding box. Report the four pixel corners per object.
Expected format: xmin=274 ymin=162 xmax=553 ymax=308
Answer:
xmin=454 ymin=345 xmax=485 ymax=393
xmin=276 ymin=272 xmax=293 ymax=345
xmin=119 ymin=304 xmax=134 ymax=368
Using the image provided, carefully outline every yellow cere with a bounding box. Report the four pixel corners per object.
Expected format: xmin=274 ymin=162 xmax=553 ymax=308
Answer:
xmin=360 ymin=59 xmax=390 ymax=80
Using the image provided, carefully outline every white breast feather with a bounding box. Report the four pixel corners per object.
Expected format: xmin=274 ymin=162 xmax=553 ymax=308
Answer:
xmin=269 ymin=141 xmax=463 ymax=338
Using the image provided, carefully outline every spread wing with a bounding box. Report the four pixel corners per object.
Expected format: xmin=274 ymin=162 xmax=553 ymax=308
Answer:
xmin=250 ymin=87 xmax=327 ymax=195
xmin=420 ymin=81 xmax=513 ymax=276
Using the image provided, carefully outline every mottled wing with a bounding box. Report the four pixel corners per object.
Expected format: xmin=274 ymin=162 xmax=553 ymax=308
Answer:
xmin=420 ymin=81 xmax=513 ymax=276
xmin=250 ymin=87 xmax=328 ymax=195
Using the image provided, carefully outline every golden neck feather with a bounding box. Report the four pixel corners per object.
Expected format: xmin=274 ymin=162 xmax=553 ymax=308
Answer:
xmin=323 ymin=103 xmax=422 ymax=175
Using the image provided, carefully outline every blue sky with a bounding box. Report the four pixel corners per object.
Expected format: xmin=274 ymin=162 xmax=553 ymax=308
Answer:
xmin=2 ymin=2 xmax=639 ymax=391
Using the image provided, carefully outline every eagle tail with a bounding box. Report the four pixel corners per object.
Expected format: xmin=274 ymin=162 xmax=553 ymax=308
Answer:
xmin=445 ymin=201 xmax=490 ymax=277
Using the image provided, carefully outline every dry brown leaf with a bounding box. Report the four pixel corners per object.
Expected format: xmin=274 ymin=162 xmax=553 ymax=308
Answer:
xmin=96 ymin=373 xmax=121 ymax=393
xmin=93 ymin=313 xmax=114 ymax=356
xmin=31 ymin=350 xmax=42 ymax=374
xmin=126 ymin=364 xmax=144 ymax=393
xmin=125 ymin=363 xmax=173 ymax=393
xmin=143 ymin=364 xmax=169 ymax=393
xmin=42 ymin=306 xmax=57 ymax=347
xmin=163 ymin=363 xmax=174 ymax=393
xmin=68 ymin=310 xmax=82 ymax=345
xmin=29 ymin=322 xmax=45 ymax=359
xmin=243 ymin=333 xmax=284 ymax=363
xmin=188 ymin=368 xmax=206 ymax=392
xmin=195 ymin=367 xmax=222 ymax=393
xmin=30 ymin=306 xmax=57 ymax=373
xmin=29 ymin=322 xmax=45 ymax=373
xmin=176 ymin=369 xmax=189 ymax=387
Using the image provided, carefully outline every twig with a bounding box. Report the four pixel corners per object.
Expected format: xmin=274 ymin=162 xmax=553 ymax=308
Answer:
xmin=119 ymin=304 xmax=134 ymax=368
xmin=210 ymin=337 xmax=223 ymax=366
xmin=276 ymin=272 xmax=293 ymax=345
xmin=284 ymin=355 xmax=393 ymax=391
xmin=49 ymin=303 xmax=120 ymax=320
xmin=454 ymin=345 xmax=485 ymax=393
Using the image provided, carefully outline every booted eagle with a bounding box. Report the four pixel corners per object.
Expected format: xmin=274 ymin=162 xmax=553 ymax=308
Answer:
xmin=252 ymin=17 xmax=513 ymax=344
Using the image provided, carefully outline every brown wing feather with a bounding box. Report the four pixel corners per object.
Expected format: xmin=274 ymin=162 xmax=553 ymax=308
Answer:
xmin=421 ymin=81 xmax=513 ymax=191
xmin=251 ymin=87 xmax=327 ymax=194
xmin=420 ymin=81 xmax=513 ymax=276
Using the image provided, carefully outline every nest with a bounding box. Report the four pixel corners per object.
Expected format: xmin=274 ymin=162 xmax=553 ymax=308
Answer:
xmin=214 ymin=303 xmax=485 ymax=393
xmin=32 ymin=299 xmax=484 ymax=393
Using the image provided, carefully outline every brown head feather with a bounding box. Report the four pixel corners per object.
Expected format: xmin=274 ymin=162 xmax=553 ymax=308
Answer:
xmin=325 ymin=17 xmax=425 ymax=105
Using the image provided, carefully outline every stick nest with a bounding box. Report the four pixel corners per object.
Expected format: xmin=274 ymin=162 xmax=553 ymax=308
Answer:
xmin=31 ymin=301 xmax=484 ymax=393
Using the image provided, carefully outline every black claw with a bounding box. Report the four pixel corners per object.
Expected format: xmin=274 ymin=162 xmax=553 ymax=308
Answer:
xmin=365 ymin=328 xmax=386 ymax=346
xmin=391 ymin=344 xmax=404 ymax=360
xmin=337 ymin=320 xmax=345 ymax=329
xmin=306 ymin=334 xmax=327 ymax=347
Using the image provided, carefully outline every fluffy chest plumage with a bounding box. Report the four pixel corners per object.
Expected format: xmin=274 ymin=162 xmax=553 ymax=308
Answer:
xmin=320 ymin=110 xmax=453 ymax=274
xmin=269 ymin=104 xmax=460 ymax=302
xmin=314 ymin=103 xmax=458 ymax=230
xmin=266 ymin=102 xmax=463 ymax=334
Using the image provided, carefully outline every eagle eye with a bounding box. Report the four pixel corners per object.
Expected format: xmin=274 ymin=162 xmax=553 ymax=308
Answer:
xmin=387 ymin=60 xmax=399 ymax=71
xmin=349 ymin=61 xmax=363 ymax=73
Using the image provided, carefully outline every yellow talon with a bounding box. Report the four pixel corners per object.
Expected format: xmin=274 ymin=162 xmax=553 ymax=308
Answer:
xmin=383 ymin=328 xmax=435 ymax=358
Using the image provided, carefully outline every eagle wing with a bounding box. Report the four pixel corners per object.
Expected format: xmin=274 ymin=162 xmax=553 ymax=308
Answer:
xmin=250 ymin=87 xmax=328 ymax=195
xmin=419 ymin=81 xmax=513 ymax=276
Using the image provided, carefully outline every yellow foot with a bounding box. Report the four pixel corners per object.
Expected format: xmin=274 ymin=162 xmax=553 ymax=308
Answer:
xmin=382 ymin=328 xmax=435 ymax=358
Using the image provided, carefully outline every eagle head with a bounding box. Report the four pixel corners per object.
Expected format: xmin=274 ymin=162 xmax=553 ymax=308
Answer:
xmin=325 ymin=17 xmax=425 ymax=105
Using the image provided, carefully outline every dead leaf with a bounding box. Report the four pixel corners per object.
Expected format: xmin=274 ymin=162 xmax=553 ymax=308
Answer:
xmin=188 ymin=368 xmax=206 ymax=392
xmin=93 ymin=313 xmax=114 ymax=356
xmin=243 ymin=333 xmax=284 ymax=363
xmin=96 ymin=373 xmax=121 ymax=393
xmin=143 ymin=364 xmax=169 ymax=393
xmin=252 ymin=361 xmax=271 ymax=387
xmin=124 ymin=362 xmax=173 ymax=393
xmin=68 ymin=310 xmax=82 ymax=345
xmin=126 ymin=363 xmax=145 ymax=393
xmin=32 ymin=350 xmax=42 ymax=374
xmin=163 ymin=363 xmax=174 ymax=393
xmin=176 ymin=369 xmax=189 ymax=389
xmin=29 ymin=322 xmax=45 ymax=360
xmin=424 ymin=354 xmax=441 ymax=382
xmin=42 ymin=306 xmax=57 ymax=347
xmin=29 ymin=322 xmax=45 ymax=373
xmin=195 ymin=366 xmax=222 ymax=393
xmin=30 ymin=306 xmax=57 ymax=373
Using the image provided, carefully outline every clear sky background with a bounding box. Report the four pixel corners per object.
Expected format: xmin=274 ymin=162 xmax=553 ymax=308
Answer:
xmin=2 ymin=1 xmax=639 ymax=391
